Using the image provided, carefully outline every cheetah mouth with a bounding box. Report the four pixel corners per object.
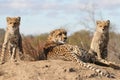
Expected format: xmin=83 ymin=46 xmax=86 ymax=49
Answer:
xmin=64 ymin=40 xmax=67 ymax=43
xmin=57 ymin=40 xmax=65 ymax=44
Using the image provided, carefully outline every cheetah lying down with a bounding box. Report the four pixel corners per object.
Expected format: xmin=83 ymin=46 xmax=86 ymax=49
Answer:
xmin=44 ymin=28 xmax=120 ymax=78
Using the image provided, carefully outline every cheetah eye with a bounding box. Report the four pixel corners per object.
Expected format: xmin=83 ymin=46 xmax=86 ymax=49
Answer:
xmin=64 ymin=32 xmax=67 ymax=35
xmin=14 ymin=22 xmax=17 ymax=25
xmin=58 ymin=33 xmax=62 ymax=36
xmin=104 ymin=26 xmax=108 ymax=28
xmin=9 ymin=22 xmax=12 ymax=24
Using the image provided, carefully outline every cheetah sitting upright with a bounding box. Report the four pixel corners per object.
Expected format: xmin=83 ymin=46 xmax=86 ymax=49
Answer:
xmin=89 ymin=20 xmax=110 ymax=60
xmin=44 ymin=29 xmax=116 ymax=78
xmin=0 ymin=17 xmax=23 ymax=64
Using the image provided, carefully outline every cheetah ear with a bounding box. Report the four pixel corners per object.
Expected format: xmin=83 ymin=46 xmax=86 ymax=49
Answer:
xmin=96 ymin=21 xmax=101 ymax=25
xmin=17 ymin=17 xmax=21 ymax=21
xmin=107 ymin=20 xmax=110 ymax=24
xmin=6 ymin=17 xmax=11 ymax=22
xmin=50 ymin=31 xmax=55 ymax=36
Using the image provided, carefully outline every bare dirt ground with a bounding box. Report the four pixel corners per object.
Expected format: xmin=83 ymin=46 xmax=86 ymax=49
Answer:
xmin=0 ymin=60 xmax=120 ymax=80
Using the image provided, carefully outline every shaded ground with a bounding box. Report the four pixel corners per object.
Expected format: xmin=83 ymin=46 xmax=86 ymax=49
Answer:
xmin=0 ymin=60 xmax=120 ymax=80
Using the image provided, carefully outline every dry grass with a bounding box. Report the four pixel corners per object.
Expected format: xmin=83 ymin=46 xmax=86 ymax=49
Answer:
xmin=0 ymin=29 xmax=120 ymax=63
xmin=22 ymin=35 xmax=47 ymax=61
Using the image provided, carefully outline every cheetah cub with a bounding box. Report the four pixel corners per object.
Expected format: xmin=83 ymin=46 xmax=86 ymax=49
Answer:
xmin=89 ymin=20 xmax=110 ymax=60
xmin=0 ymin=17 xmax=23 ymax=64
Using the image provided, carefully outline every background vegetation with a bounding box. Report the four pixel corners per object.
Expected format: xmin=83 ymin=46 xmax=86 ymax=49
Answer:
xmin=0 ymin=28 xmax=120 ymax=64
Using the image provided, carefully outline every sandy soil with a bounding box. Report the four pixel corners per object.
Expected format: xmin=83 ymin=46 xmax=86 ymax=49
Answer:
xmin=0 ymin=60 xmax=120 ymax=80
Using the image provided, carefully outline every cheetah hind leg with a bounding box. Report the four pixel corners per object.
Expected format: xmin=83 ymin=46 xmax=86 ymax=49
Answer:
xmin=95 ymin=59 xmax=120 ymax=69
xmin=87 ymin=51 xmax=120 ymax=69
xmin=70 ymin=52 xmax=115 ymax=78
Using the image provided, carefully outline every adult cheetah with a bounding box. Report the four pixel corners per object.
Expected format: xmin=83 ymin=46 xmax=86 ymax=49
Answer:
xmin=44 ymin=29 xmax=117 ymax=78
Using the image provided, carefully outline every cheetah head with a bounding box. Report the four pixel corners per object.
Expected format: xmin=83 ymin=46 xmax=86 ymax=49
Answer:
xmin=48 ymin=29 xmax=67 ymax=44
xmin=96 ymin=20 xmax=110 ymax=33
xmin=6 ymin=17 xmax=21 ymax=34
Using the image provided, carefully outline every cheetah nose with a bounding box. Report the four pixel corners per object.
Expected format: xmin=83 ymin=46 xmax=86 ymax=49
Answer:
xmin=12 ymin=26 xmax=15 ymax=28
xmin=64 ymin=37 xmax=67 ymax=40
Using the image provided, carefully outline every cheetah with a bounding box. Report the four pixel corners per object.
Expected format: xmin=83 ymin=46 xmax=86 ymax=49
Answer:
xmin=44 ymin=29 xmax=116 ymax=78
xmin=89 ymin=20 xmax=110 ymax=60
xmin=0 ymin=17 xmax=23 ymax=64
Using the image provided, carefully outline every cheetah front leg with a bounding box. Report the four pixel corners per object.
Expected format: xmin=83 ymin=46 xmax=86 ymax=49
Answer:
xmin=97 ymin=47 xmax=102 ymax=60
xmin=96 ymin=58 xmax=120 ymax=69
xmin=0 ymin=40 xmax=8 ymax=64
xmin=10 ymin=47 xmax=17 ymax=62
xmin=18 ymin=36 xmax=24 ymax=60
xmin=18 ymin=47 xmax=24 ymax=60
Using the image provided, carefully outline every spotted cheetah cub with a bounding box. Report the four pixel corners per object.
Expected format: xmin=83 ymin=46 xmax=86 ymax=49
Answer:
xmin=89 ymin=20 xmax=110 ymax=60
xmin=44 ymin=29 xmax=114 ymax=78
xmin=0 ymin=17 xmax=23 ymax=64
